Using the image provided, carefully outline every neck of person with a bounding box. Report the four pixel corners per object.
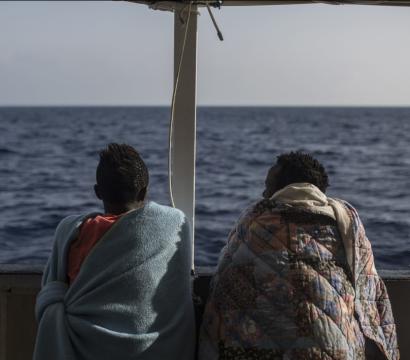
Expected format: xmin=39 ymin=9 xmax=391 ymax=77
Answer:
xmin=103 ymin=200 xmax=145 ymax=216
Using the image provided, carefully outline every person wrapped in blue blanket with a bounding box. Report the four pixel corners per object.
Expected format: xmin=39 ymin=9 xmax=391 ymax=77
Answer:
xmin=34 ymin=143 xmax=195 ymax=360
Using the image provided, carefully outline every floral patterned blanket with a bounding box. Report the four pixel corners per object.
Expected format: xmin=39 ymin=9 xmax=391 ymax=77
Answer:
xmin=199 ymin=184 xmax=399 ymax=360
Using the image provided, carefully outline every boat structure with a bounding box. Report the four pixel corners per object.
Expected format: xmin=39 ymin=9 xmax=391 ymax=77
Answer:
xmin=1 ymin=1 xmax=410 ymax=359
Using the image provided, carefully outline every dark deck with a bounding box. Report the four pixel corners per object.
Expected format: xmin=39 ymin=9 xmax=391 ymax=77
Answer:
xmin=1 ymin=265 xmax=409 ymax=359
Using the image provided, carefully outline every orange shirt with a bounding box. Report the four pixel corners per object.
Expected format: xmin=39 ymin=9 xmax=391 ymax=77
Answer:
xmin=67 ymin=214 xmax=123 ymax=284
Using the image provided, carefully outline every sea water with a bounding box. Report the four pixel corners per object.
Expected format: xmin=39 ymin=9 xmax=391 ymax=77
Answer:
xmin=1 ymin=106 xmax=409 ymax=269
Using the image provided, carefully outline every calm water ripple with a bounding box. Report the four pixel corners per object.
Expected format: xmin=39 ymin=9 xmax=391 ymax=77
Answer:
xmin=1 ymin=106 xmax=409 ymax=269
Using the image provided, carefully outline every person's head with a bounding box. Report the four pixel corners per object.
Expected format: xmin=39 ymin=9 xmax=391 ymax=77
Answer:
xmin=263 ymin=151 xmax=329 ymax=198
xmin=94 ymin=143 xmax=149 ymax=210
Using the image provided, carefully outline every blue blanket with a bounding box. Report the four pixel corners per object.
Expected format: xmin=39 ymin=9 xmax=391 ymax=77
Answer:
xmin=34 ymin=201 xmax=195 ymax=360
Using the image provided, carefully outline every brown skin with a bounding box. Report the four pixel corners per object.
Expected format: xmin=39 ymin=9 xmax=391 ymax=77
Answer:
xmin=94 ymin=185 xmax=146 ymax=215
xmin=262 ymin=164 xmax=282 ymax=199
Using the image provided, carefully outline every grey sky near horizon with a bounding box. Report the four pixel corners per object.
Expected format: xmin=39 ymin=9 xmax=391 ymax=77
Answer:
xmin=0 ymin=1 xmax=409 ymax=106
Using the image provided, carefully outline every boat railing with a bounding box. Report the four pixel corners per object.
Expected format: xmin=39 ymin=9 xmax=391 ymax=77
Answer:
xmin=1 ymin=264 xmax=409 ymax=360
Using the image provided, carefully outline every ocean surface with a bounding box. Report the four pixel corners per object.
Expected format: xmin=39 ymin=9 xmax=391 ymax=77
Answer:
xmin=1 ymin=106 xmax=409 ymax=269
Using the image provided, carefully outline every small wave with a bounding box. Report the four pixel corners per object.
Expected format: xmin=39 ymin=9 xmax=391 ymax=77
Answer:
xmin=366 ymin=217 xmax=410 ymax=228
xmin=2 ymin=106 xmax=410 ymax=268
xmin=3 ymin=253 xmax=48 ymax=265
xmin=0 ymin=147 xmax=18 ymax=155
xmin=342 ymin=123 xmax=360 ymax=130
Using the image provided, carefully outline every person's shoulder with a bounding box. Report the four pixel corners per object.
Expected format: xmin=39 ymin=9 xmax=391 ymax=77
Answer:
xmin=55 ymin=214 xmax=84 ymax=232
xmin=235 ymin=201 xmax=259 ymax=222
xmin=332 ymin=198 xmax=364 ymax=227
xmin=236 ymin=199 xmax=283 ymax=227
xmin=249 ymin=199 xmax=283 ymax=217
xmin=55 ymin=213 xmax=98 ymax=237
xmin=146 ymin=201 xmax=186 ymax=221
xmin=51 ymin=214 xmax=92 ymax=251
xmin=334 ymin=198 xmax=359 ymax=214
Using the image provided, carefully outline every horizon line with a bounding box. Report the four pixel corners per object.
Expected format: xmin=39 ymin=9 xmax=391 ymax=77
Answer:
xmin=1 ymin=104 xmax=410 ymax=108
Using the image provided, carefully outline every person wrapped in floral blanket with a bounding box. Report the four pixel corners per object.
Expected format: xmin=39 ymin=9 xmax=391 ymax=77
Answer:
xmin=199 ymin=151 xmax=399 ymax=360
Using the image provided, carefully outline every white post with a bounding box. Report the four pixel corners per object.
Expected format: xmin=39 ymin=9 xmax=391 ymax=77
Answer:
xmin=171 ymin=5 xmax=198 ymax=268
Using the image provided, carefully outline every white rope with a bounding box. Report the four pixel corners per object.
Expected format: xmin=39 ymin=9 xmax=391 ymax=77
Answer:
xmin=168 ymin=2 xmax=193 ymax=208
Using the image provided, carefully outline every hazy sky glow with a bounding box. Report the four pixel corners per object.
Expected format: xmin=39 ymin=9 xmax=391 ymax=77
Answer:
xmin=1 ymin=1 xmax=409 ymax=106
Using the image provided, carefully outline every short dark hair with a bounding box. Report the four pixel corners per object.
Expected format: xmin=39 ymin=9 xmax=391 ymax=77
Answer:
xmin=96 ymin=143 xmax=149 ymax=203
xmin=275 ymin=151 xmax=329 ymax=192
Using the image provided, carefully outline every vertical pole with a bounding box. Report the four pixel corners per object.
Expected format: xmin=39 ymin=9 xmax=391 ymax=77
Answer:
xmin=171 ymin=5 xmax=198 ymax=268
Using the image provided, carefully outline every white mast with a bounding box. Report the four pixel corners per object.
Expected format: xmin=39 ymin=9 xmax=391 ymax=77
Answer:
xmin=170 ymin=4 xmax=198 ymax=268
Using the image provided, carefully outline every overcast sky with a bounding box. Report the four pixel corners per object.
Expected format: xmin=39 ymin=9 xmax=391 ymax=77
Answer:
xmin=0 ymin=1 xmax=409 ymax=106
